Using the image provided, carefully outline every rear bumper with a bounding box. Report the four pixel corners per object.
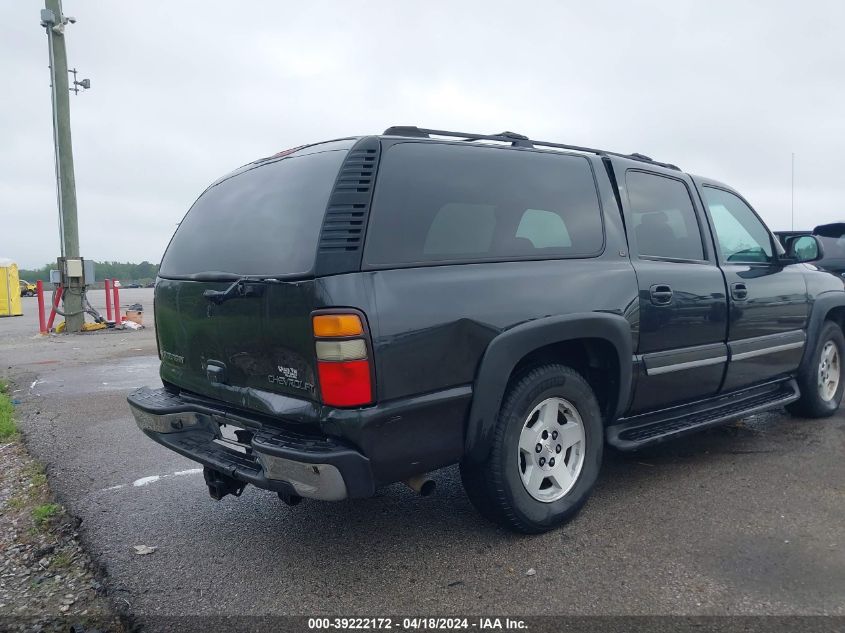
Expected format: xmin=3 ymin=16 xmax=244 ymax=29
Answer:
xmin=127 ymin=387 xmax=375 ymax=500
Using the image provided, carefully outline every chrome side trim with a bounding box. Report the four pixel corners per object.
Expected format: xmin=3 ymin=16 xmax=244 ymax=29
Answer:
xmin=646 ymin=355 xmax=728 ymax=376
xmin=731 ymin=341 xmax=805 ymax=361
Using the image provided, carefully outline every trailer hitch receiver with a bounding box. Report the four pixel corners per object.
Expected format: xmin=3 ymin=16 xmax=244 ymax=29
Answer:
xmin=203 ymin=467 xmax=246 ymax=501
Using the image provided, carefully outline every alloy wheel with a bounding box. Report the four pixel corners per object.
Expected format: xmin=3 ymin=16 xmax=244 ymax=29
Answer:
xmin=817 ymin=341 xmax=840 ymax=402
xmin=517 ymin=397 xmax=586 ymax=503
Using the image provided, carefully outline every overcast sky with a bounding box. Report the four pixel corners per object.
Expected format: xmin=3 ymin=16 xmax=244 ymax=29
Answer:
xmin=1 ymin=1 xmax=843 ymax=269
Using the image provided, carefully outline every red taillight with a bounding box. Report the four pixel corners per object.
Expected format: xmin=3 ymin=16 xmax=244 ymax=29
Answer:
xmin=317 ymin=360 xmax=372 ymax=407
xmin=313 ymin=312 xmax=373 ymax=407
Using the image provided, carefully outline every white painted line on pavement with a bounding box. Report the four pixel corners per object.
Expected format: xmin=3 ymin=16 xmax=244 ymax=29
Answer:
xmin=99 ymin=467 xmax=203 ymax=493
xmin=133 ymin=475 xmax=161 ymax=487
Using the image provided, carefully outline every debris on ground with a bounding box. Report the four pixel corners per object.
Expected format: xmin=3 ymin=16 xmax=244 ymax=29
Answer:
xmin=132 ymin=545 xmax=156 ymax=556
xmin=0 ymin=382 xmax=123 ymax=632
xmin=54 ymin=321 xmax=108 ymax=333
xmin=123 ymin=304 xmax=144 ymax=327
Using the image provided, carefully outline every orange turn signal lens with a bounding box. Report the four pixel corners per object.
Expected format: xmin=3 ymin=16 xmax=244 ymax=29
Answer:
xmin=313 ymin=314 xmax=363 ymax=338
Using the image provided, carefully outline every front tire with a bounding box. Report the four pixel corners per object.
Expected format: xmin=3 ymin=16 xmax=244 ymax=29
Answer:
xmin=787 ymin=321 xmax=845 ymax=418
xmin=460 ymin=364 xmax=603 ymax=534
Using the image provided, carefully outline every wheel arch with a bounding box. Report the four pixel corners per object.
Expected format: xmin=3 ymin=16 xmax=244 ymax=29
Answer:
xmin=799 ymin=291 xmax=845 ymax=375
xmin=464 ymin=312 xmax=632 ymax=463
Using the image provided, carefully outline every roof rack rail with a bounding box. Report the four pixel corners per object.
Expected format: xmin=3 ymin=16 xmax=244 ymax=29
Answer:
xmin=381 ymin=126 xmax=681 ymax=171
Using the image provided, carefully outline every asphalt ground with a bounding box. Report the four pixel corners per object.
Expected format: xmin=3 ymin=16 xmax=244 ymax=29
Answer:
xmin=2 ymin=288 xmax=843 ymax=631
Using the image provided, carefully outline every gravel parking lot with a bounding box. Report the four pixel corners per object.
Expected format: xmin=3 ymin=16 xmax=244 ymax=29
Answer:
xmin=2 ymin=288 xmax=844 ymax=631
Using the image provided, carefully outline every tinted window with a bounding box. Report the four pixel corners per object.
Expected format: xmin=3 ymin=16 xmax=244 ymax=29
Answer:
xmin=516 ymin=209 xmax=572 ymax=247
xmin=159 ymin=149 xmax=346 ymax=278
xmin=423 ymin=204 xmax=496 ymax=255
xmin=626 ymin=171 xmax=704 ymax=260
xmin=364 ymin=143 xmax=603 ymax=266
xmin=701 ymin=187 xmax=773 ymax=263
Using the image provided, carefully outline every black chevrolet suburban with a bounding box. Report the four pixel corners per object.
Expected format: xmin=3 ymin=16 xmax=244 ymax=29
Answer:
xmin=128 ymin=127 xmax=845 ymax=533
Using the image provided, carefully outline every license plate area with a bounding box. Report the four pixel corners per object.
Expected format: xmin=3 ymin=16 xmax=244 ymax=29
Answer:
xmin=213 ymin=420 xmax=254 ymax=455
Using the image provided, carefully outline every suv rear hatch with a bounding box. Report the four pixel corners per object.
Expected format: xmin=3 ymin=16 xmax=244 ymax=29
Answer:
xmin=154 ymin=142 xmax=353 ymax=418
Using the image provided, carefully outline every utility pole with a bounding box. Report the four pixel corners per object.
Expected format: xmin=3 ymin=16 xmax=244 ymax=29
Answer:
xmin=41 ymin=0 xmax=85 ymax=332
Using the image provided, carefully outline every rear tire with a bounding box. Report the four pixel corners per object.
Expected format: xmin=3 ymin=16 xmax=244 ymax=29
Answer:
xmin=460 ymin=364 xmax=603 ymax=534
xmin=787 ymin=321 xmax=845 ymax=418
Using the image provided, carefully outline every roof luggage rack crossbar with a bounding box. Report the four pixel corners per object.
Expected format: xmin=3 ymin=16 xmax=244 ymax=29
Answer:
xmin=382 ymin=126 xmax=681 ymax=171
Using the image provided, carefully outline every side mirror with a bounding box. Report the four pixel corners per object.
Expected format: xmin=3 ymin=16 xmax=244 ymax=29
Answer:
xmin=785 ymin=234 xmax=824 ymax=263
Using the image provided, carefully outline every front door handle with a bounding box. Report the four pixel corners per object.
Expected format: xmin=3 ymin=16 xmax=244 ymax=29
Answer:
xmin=649 ymin=284 xmax=673 ymax=305
xmin=731 ymin=282 xmax=748 ymax=301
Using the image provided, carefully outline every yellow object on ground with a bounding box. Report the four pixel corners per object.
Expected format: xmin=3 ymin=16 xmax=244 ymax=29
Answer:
xmin=55 ymin=321 xmax=108 ymax=333
xmin=0 ymin=258 xmax=23 ymax=317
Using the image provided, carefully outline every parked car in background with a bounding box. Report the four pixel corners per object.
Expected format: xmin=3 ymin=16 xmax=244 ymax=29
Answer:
xmin=19 ymin=279 xmax=36 ymax=296
xmin=128 ymin=126 xmax=845 ymax=533
xmin=126 ymin=282 xmax=142 ymax=288
xmin=776 ymin=223 xmax=845 ymax=276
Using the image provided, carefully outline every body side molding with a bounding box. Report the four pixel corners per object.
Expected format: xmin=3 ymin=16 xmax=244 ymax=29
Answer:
xmin=728 ymin=330 xmax=805 ymax=361
xmin=641 ymin=341 xmax=728 ymax=376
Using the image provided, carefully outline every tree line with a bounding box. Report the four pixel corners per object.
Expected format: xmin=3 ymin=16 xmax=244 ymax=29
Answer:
xmin=18 ymin=261 xmax=160 ymax=284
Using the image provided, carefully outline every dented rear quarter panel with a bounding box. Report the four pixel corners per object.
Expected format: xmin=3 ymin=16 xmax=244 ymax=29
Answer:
xmin=348 ymin=259 xmax=639 ymax=402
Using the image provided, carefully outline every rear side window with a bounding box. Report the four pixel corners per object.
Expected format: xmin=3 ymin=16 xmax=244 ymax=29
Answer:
xmin=625 ymin=171 xmax=705 ymax=261
xmin=516 ymin=209 xmax=573 ymax=247
xmin=423 ymin=203 xmax=496 ymax=255
xmin=159 ymin=149 xmax=346 ymax=278
xmin=364 ymin=143 xmax=603 ymax=266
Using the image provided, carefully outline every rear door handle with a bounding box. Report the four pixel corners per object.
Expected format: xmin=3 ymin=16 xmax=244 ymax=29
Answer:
xmin=731 ymin=282 xmax=748 ymax=301
xmin=649 ymin=284 xmax=673 ymax=305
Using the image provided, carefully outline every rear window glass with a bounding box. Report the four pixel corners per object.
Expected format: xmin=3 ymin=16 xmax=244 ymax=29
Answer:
xmin=363 ymin=143 xmax=603 ymax=266
xmin=159 ymin=149 xmax=346 ymax=278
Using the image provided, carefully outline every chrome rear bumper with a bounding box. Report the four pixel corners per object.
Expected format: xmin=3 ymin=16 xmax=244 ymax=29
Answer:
xmin=127 ymin=387 xmax=375 ymax=501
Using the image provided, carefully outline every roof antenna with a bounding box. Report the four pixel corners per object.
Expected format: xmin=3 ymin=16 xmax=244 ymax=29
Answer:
xmin=791 ymin=152 xmax=796 ymax=230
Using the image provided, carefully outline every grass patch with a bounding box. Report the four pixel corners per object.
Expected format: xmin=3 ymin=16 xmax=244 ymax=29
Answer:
xmin=51 ymin=550 xmax=75 ymax=569
xmin=0 ymin=380 xmax=17 ymax=440
xmin=25 ymin=462 xmax=48 ymax=489
xmin=32 ymin=503 xmax=60 ymax=527
xmin=7 ymin=495 xmax=26 ymax=511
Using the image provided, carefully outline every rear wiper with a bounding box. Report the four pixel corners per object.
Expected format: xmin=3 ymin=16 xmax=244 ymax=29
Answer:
xmin=203 ymin=277 xmax=274 ymax=304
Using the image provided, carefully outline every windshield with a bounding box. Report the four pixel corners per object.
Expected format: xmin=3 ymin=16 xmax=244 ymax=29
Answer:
xmin=159 ymin=148 xmax=347 ymax=278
